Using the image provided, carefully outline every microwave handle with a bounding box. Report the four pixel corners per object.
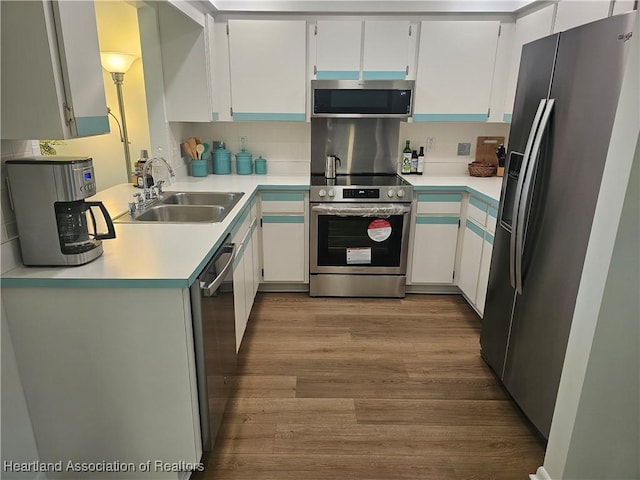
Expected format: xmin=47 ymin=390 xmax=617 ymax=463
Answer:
xmin=85 ymin=201 xmax=116 ymax=240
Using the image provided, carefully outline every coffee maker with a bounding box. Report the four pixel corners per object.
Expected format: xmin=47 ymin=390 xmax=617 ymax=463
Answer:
xmin=6 ymin=157 xmax=116 ymax=266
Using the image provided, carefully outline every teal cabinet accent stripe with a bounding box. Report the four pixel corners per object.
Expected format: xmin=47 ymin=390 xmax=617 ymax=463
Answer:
xmin=485 ymin=232 xmax=495 ymax=245
xmin=232 ymin=112 xmax=305 ymax=122
xmin=467 ymin=189 xmax=499 ymax=208
xmin=469 ymin=196 xmax=488 ymax=211
xmin=363 ymin=71 xmax=406 ymax=80
xmin=75 ymin=116 xmax=110 ymax=136
xmin=488 ymin=206 xmax=498 ymax=218
xmin=503 ymin=113 xmax=513 ymax=123
xmin=262 ymin=215 xmax=304 ymax=224
xmin=466 ymin=220 xmax=484 ymax=238
xmin=416 ymin=216 xmax=459 ymax=225
xmin=262 ymin=192 xmax=304 ymax=202
xmin=418 ymin=193 xmax=462 ymax=203
xmin=413 ymin=113 xmax=489 ymax=122
xmin=316 ymin=70 xmax=360 ymax=80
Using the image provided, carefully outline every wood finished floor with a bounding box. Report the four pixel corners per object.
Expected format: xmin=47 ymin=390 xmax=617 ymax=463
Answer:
xmin=201 ymin=293 xmax=545 ymax=480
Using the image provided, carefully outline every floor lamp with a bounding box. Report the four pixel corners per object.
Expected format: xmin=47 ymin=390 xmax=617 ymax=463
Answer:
xmin=100 ymin=52 xmax=138 ymax=183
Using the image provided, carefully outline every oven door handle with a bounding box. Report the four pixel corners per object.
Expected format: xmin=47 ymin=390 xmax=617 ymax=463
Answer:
xmin=311 ymin=204 xmax=412 ymax=217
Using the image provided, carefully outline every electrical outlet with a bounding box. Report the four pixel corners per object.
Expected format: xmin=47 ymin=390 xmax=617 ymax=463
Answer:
xmin=238 ymin=136 xmax=248 ymax=149
xmin=457 ymin=142 xmax=471 ymax=156
xmin=426 ymin=137 xmax=435 ymax=152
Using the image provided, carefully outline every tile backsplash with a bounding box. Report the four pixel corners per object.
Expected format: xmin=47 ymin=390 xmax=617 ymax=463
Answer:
xmin=172 ymin=121 xmax=510 ymax=177
xmin=1 ymin=140 xmax=38 ymax=273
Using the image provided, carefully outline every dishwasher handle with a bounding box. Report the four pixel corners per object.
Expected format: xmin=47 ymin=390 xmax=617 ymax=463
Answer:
xmin=201 ymin=243 xmax=236 ymax=297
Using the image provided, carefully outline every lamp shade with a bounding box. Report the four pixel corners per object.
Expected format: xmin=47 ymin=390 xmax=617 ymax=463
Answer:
xmin=100 ymin=52 xmax=138 ymax=73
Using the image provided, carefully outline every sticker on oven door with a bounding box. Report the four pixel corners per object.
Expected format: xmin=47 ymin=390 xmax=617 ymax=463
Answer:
xmin=367 ymin=219 xmax=392 ymax=242
xmin=346 ymin=247 xmax=372 ymax=264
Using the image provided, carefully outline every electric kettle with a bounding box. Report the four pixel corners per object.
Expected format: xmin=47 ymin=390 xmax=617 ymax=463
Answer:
xmin=325 ymin=155 xmax=341 ymax=178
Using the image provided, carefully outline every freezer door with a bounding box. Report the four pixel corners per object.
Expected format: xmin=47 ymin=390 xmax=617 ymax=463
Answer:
xmin=480 ymin=34 xmax=558 ymax=378
xmin=503 ymin=12 xmax=637 ymax=439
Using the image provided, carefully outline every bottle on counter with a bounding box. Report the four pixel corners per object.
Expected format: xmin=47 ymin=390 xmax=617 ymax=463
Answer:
xmin=401 ymin=140 xmax=412 ymax=174
xmin=135 ymin=149 xmax=154 ymax=188
xmin=417 ymin=146 xmax=425 ymax=175
xmin=410 ymin=150 xmax=418 ymax=174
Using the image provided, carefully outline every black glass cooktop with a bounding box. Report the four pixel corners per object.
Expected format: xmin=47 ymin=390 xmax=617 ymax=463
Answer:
xmin=310 ymin=174 xmax=410 ymax=187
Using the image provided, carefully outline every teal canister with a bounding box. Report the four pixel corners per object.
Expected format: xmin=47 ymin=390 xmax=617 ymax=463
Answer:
xmin=254 ymin=156 xmax=267 ymax=175
xmin=235 ymin=148 xmax=253 ymax=175
xmin=213 ymin=142 xmax=231 ymax=175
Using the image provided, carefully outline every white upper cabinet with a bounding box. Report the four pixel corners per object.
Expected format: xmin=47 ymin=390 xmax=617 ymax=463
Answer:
xmin=1 ymin=0 xmax=109 ymax=139
xmin=316 ymin=20 xmax=362 ymax=79
xmin=414 ymin=20 xmax=500 ymax=122
xmin=553 ymin=0 xmax=611 ymax=33
xmin=228 ymin=20 xmax=306 ymax=121
xmin=315 ymin=20 xmax=412 ymax=80
xmin=503 ymin=5 xmax=555 ymax=120
xmin=156 ymin=4 xmax=214 ymax=122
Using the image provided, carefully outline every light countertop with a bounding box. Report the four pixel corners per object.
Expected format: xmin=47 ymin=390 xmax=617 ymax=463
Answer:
xmin=1 ymin=173 xmax=502 ymax=287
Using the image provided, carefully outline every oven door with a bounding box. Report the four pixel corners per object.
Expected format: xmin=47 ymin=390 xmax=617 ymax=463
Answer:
xmin=310 ymin=203 xmax=412 ymax=275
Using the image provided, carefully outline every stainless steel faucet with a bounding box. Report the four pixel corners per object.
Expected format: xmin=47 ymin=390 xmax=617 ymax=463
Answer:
xmin=142 ymin=156 xmax=176 ymax=200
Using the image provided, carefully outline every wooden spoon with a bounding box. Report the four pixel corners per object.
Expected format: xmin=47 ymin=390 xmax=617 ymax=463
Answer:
xmin=195 ymin=144 xmax=205 ymax=160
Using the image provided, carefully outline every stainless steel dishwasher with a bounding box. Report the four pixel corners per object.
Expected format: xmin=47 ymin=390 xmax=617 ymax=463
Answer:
xmin=190 ymin=236 xmax=237 ymax=454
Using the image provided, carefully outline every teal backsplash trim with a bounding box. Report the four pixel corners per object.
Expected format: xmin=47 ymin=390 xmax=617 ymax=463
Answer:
xmin=469 ymin=196 xmax=488 ymax=211
xmin=316 ymin=70 xmax=359 ymax=80
xmin=466 ymin=220 xmax=485 ymax=238
xmin=488 ymin=206 xmax=498 ymax=218
xmin=363 ymin=71 xmax=406 ymax=80
xmin=485 ymin=232 xmax=495 ymax=245
xmin=503 ymin=113 xmax=513 ymax=123
xmin=413 ymin=113 xmax=489 ymax=122
xmin=416 ymin=216 xmax=459 ymax=225
xmin=262 ymin=192 xmax=305 ymax=202
xmin=75 ymin=116 xmax=110 ymax=136
xmin=232 ymin=112 xmax=305 ymax=122
xmin=262 ymin=215 xmax=304 ymax=224
xmin=418 ymin=193 xmax=462 ymax=203
xmin=258 ymin=184 xmax=310 ymax=191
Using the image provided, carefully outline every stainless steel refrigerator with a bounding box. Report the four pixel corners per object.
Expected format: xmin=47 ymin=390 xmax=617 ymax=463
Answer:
xmin=480 ymin=11 xmax=637 ymax=440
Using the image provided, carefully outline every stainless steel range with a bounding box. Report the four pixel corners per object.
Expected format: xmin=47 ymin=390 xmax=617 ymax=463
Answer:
xmin=309 ymin=174 xmax=413 ymax=298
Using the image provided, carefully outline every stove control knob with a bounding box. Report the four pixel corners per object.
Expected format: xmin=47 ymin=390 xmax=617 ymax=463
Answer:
xmin=397 ymin=189 xmax=405 ymax=198
xmin=387 ymin=189 xmax=395 ymax=198
xmin=328 ymin=189 xmax=335 ymax=198
xmin=318 ymin=189 xmax=326 ymax=198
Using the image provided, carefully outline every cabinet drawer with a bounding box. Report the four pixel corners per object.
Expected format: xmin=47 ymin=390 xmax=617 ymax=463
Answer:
xmin=416 ymin=193 xmax=462 ymax=215
xmin=261 ymin=192 xmax=305 ymax=213
xmin=467 ymin=196 xmax=488 ymax=227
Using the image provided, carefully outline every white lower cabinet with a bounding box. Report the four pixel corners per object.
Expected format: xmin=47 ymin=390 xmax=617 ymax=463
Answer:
xmin=231 ymin=201 xmax=260 ymax=352
xmin=260 ymin=192 xmax=308 ymax=283
xmin=410 ymin=192 xmax=462 ymax=284
xmin=456 ymin=194 xmax=497 ymax=316
xmin=458 ymin=220 xmax=485 ymax=301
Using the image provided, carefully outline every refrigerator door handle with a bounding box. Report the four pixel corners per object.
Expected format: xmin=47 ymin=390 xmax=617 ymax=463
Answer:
xmin=515 ymin=99 xmax=555 ymax=294
xmin=509 ymin=98 xmax=548 ymax=288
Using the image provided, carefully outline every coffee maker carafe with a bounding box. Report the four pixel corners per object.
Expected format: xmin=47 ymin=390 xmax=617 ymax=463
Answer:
xmin=6 ymin=157 xmax=116 ymax=266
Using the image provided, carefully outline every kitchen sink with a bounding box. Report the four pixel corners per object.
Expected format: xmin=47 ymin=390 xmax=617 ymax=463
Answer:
xmin=114 ymin=191 xmax=245 ymax=223
xmin=129 ymin=205 xmax=228 ymax=223
xmin=160 ymin=191 xmax=244 ymax=208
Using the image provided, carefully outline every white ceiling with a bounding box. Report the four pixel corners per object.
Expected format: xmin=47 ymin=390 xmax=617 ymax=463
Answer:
xmin=207 ymin=0 xmax=542 ymax=14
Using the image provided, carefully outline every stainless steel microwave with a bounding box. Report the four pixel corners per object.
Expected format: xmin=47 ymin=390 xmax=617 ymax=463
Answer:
xmin=311 ymin=80 xmax=414 ymax=118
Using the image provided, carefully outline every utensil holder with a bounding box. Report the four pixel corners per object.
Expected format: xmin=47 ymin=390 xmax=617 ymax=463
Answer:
xmin=191 ymin=159 xmax=208 ymax=177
